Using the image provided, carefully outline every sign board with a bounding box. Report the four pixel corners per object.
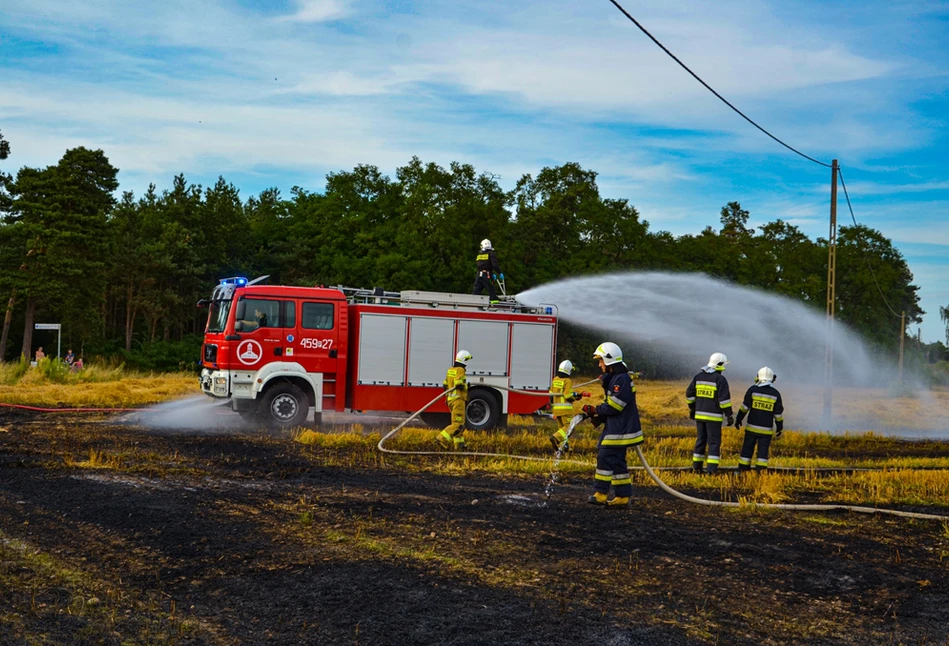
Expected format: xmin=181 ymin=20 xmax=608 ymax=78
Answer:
xmin=35 ymin=323 xmax=61 ymax=330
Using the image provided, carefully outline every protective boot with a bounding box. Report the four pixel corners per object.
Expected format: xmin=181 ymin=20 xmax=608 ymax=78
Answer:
xmin=607 ymin=496 xmax=630 ymax=507
xmin=705 ymin=463 xmax=719 ymax=475
xmin=587 ymin=492 xmax=609 ymax=505
xmin=754 ymin=465 xmax=768 ymax=473
xmin=453 ymin=436 xmax=467 ymax=452
xmin=736 ymin=463 xmax=751 ymax=476
xmin=434 ymin=431 xmax=452 ymax=450
xmin=550 ymin=430 xmax=568 ymax=452
xmin=692 ymin=460 xmax=705 ymax=474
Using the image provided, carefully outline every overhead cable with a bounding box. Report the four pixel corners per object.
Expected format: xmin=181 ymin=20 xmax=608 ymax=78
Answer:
xmin=837 ymin=168 xmax=904 ymax=319
xmin=605 ymin=0 xmax=832 ymax=169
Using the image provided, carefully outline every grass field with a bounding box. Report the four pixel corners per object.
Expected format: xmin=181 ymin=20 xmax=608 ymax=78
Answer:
xmin=0 ymin=358 xmax=198 ymax=408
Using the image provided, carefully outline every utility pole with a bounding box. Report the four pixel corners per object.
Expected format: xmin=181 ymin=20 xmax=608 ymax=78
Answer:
xmin=823 ymin=159 xmax=838 ymax=428
xmin=898 ymin=311 xmax=905 ymax=384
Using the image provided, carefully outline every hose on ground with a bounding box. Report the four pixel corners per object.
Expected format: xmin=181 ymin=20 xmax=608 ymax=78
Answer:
xmin=633 ymin=446 xmax=948 ymax=521
xmin=376 ymin=387 xmax=949 ymax=521
xmin=0 ymin=402 xmax=139 ymax=413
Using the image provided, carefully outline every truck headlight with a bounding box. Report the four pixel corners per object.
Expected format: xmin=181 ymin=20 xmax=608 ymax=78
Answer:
xmin=214 ymin=377 xmax=227 ymax=385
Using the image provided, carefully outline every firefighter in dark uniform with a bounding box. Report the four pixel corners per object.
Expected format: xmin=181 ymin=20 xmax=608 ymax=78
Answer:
xmin=685 ymin=352 xmax=733 ymax=474
xmin=435 ymin=350 xmax=472 ymax=451
xmin=472 ymin=238 xmax=502 ymax=303
xmin=734 ymin=367 xmax=785 ymax=473
xmin=581 ymin=342 xmax=643 ymax=507
xmin=549 ymin=359 xmax=591 ymax=452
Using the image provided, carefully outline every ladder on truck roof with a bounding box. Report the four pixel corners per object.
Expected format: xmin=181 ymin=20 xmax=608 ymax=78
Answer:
xmin=333 ymin=286 xmax=546 ymax=314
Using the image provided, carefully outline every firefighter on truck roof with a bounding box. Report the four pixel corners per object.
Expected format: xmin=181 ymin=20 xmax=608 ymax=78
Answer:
xmin=435 ymin=350 xmax=472 ymax=451
xmin=734 ymin=367 xmax=785 ymax=473
xmin=581 ymin=342 xmax=643 ymax=507
xmin=685 ymin=352 xmax=734 ymax=475
xmin=548 ymin=359 xmax=591 ymax=452
xmin=472 ymin=239 xmax=502 ymax=304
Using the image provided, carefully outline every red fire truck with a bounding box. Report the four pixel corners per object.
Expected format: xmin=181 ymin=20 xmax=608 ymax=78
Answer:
xmin=199 ymin=277 xmax=559 ymax=429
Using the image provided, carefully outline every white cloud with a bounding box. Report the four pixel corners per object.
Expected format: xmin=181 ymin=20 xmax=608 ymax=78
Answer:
xmin=277 ymin=0 xmax=351 ymax=23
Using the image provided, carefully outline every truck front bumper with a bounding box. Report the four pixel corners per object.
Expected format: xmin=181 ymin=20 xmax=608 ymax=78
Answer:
xmin=200 ymin=368 xmax=230 ymax=398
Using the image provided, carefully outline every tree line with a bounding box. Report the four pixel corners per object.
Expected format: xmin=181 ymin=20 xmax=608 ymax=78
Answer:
xmin=0 ymin=132 xmax=940 ymax=373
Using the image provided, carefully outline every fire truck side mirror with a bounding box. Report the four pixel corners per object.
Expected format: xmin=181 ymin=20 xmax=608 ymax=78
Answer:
xmin=196 ymin=298 xmax=209 ymax=308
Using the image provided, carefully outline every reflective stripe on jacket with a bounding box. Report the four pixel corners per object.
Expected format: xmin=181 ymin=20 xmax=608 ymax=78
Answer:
xmin=738 ymin=384 xmax=784 ymax=434
xmin=444 ymin=366 xmax=467 ymax=402
xmin=550 ymin=376 xmax=577 ymax=416
xmin=686 ymin=370 xmax=733 ymax=422
xmin=476 ymin=249 xmax=500 ymax=273
xmin=593 ymin=369 xmax=643 ymax=448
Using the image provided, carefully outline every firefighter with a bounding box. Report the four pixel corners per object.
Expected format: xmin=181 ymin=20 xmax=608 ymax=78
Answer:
xmin=734 ymin=367 xmax=785 ymax=473
xmin=548 ymin=360 xmax=592 ymax=452
xmin=685 ymin=352 xmax=734 ymax=474
xmin=435 ymin=350 xmax=472 ymax=451
xmin=580 ymin=342 xmax=643 ymax=507
xmin=472 ymin=239 xmax=502 ymax=303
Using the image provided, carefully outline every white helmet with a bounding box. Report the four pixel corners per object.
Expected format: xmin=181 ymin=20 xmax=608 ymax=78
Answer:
xmin=558 ymin=360 xmax=575 ymax=374
xmin=593 ymin=342 xmax=623 ymax=366
xmin=480 ymin=238 xmax=492 ymax=251
xmin=455 ymin=349 xmax=472 ymax=365
xmin=707 ymin=352 xmax=729 ymax=371
xmin=755 ymin=366 xmax=776 ymax=384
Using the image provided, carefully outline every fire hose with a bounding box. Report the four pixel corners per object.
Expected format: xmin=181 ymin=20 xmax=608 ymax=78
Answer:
xmin=377 ymin=385 xmax=949 ymax=521
xmin=0 ymin=402 xmax=139 ymax=413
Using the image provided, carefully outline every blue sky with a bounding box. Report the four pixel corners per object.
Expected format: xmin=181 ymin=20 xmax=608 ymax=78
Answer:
xmin=2 ymin=0 xmax=948 ymax=342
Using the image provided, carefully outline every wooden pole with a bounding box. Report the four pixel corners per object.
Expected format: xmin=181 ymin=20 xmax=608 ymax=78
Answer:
xmin=823 ymin=159 xmax=838 ymax=426
xmin=899 ymin=311 xmax=905 ymax=384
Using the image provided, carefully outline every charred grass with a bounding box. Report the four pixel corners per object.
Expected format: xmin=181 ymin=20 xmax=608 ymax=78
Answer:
xmin=2 ymin=386 xmax=949 ymax=643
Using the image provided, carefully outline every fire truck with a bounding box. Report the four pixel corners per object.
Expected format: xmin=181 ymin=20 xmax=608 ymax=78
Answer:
xmin=198 ymin=277 xmax=559 ymax=429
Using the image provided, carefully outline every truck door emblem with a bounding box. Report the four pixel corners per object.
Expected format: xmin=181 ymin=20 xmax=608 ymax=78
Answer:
xmin=237 ymin=340 xmax=263 ymax=365
xmin=287 ymin=334 xmax=295 ymax=342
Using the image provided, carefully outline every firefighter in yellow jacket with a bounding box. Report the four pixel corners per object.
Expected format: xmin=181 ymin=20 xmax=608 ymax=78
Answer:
xmin=435 ymin=350 xmax=472 ymax=451
xmin=549 ymin=360 xmax=592 ymax=451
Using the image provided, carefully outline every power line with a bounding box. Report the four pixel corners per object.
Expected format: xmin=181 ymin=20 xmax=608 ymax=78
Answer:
xmin=837 ymin=168 xmax=903 ymax=319
xmin=605 ymin=0 xmax=832 ymax=169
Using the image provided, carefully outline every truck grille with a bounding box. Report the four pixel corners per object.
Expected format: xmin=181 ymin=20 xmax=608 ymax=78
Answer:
xmin=203 ymin=344 xmax=218 ymax=363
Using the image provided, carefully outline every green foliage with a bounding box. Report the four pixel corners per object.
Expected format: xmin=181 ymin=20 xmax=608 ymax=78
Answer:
xmin=0 ymin=355 xmax=31 ymax=385
xmin=0 ymin=149 xmax=926 ymax=370
xmin=36 ymin=356 xmax=71 ymax=383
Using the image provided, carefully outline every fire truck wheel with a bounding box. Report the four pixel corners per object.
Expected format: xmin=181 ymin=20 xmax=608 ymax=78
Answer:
xmin=465 ymin=390 xmax=500 ymax=431
xmin=259 ymin=383 xmax=309 ymax=429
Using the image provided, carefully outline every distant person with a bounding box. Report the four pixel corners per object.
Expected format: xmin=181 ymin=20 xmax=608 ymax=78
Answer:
xmin=548 ymin=359 xmax=591 ymax=452
xmin=734 ymin=367 xmax=785 ymax=474
xmin=581 ymin=342 xmax=643 ymax=507
xmin=435 ymin=350 xmax=472 ymax=451
xmin=254 ymin=309 xmax=268 ymax=328
xmin=64 ymin=348 xmax=75 ymax=365
xmin=685 ymin=352 xmax=734 ymax=475
xmin=35 ymin=347 xmax=45 ymax=362
xmin=472 ymin=239 xmax=502 ymax=304
xmin=71 ymin=357 xmax=84 ymax=373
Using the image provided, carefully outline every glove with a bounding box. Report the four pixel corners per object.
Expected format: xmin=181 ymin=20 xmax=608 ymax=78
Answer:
xmin=581 ymin=404 xmax=597 ymax=418
xmin=734 ymin=419 xmax=743 ymax=430
xmin=775 ymin=429 xmax=783 ymax=440
xmin=688 ymin=404 xmax=695 ymax=420
xmin=580 ymin=392 xmax=592 ymax=398
xmin=589 ymin=415 xmax=604 ymax=428
xmin=726 ymin=415 xmax=735 ymax=427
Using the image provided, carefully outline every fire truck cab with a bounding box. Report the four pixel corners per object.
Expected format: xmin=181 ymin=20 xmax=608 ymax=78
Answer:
xmin=199 ymin=278 xmax=558 ymax=429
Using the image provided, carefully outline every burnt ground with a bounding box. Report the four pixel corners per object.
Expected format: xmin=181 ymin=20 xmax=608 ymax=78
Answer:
xmin=1 ymin=411 xmax=948 ymax=645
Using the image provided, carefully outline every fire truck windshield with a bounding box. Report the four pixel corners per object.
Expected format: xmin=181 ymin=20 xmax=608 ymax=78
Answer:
xmin=207 ymin=300 xmax=231 ymax=333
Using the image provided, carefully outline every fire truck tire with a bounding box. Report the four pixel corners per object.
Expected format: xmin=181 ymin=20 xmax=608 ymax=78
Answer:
xmin=259 ymin=383 xmax=309 ymax=429
xmin=465 ymin=389 xmax=501 ymax=431
xmin=419 ymin=413 xmax=450 ymax=429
